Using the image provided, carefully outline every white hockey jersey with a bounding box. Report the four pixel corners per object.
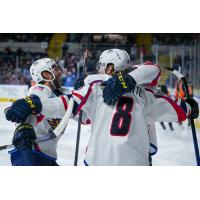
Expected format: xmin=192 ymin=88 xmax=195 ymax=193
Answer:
xmin=25 ymin=84 xmax=69 ymax=159
xmin=82 ymin=63 xmax=161 ymax=156
xmin=72 ymin=76 xmax=190 ymax=166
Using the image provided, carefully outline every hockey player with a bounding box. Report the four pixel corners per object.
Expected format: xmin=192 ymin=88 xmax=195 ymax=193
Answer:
xmin=74 ymin=54 xmax=161 ymax=164
xmin=6 ymin=50 xmax=199 ymax=165
xmin=5 ymin=58 xmax=71 ymax=166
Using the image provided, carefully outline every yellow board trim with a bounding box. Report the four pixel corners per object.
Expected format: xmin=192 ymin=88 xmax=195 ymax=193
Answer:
xmin=0 ymin=97 xmax=17 ymax=102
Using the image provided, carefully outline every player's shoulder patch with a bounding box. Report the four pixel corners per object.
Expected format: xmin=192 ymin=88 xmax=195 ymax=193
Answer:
xmin=28 ymin=84 xmax=53 ymax=97
xmin=32 ymin=85 xmax=45 ymax=91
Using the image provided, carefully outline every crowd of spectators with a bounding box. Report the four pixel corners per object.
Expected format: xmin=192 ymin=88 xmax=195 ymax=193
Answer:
xmin=0 ymin=45 xmax=49 ymax=86
xmin=0 ymin=33 xmax=199 ymax=88
xmin=152 ymin=34 xmax=199 ymax=45
xmin=60 ymin=49 xmax=99 ymax=87
xmin=0 ymin=46 xmax=98 ymax=87
xmin=0 ymin=34 xmax=53 ymax=42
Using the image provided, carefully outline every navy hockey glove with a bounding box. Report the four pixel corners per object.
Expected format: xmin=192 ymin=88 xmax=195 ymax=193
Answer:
xmin=185 ymin=98 xmax=199 ymax=119
xmin=74 ymin=75 xmax=85 ymax=90
xmin=5 ymin=95 xmax=42 ymax=123
xmin=12 ymin=123 xmax=36 ymax=151
xmin=102 ymin=72 xmax=136 ymax=105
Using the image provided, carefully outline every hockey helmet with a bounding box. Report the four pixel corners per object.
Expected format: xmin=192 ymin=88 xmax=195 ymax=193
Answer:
xmin=30 ymin=58 xmax=58 ymax=83
xmin=97 ymin=49 xmax=130 ymax=73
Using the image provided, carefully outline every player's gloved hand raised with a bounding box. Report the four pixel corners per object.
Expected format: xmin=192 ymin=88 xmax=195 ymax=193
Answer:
xmin=5 ymin=95 xmax=42 ymax=123
xmin=185 ymin=98 xmax=199 ymax=119
xmin=74 ymin=75 xmax=85 ymax=90
xmin=12 ymin=123 xmax=36 ymax=151
xmin=102 ymin=72 xmax=136 ymax=105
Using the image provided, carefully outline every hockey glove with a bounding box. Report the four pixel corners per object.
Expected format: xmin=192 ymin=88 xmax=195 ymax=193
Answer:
xmin=5 ymin=94 xmax=42 ymax=123
xmin=12 ymin=123 xmax=36 ymax=151
xmin=74 ymin=75 xmax=85 ymax=90
xmin=185 ymin=98 xmax=199 ymax=119
xmin=102 ymin=72 xmax=136 ymax=105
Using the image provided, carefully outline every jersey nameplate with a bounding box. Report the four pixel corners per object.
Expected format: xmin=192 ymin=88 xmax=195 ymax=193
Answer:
xmin=133 ymin=86 xmax=142 ymax=98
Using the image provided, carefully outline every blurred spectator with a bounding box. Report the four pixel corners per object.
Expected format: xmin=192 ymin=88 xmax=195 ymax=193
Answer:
xmin=4 ymin=46 xmax=13 ymax=55
xmin=62 ymin=68 xmax=77 ymax=87
xmin=7 ymin=74 xmax=19 ymax=84
xmin=139 ymin=45 xmax=147 ymax=56
xmin=130 ymin=44 xmax=137 ymax=61
xmin=62 ymin=42 xmax=68 ymax=57
xmin=16 ymin=47 xmax=24 ymax=56
xmin=18 ymin=75 xmax=26 ymax=85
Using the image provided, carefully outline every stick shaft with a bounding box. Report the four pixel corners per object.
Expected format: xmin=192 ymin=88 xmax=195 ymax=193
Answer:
xmin=74 ymin=48 xmax=88 ymax=166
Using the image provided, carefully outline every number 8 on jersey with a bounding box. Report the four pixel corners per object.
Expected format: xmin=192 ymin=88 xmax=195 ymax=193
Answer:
xmin=110 ymin=96 xmax=134 ymax=136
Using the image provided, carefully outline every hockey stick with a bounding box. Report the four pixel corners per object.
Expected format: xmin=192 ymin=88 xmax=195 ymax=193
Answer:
xmin=0 ymin=98 xmax=74 ymax=151
xmin=74 ymin=48 xmax=88 ymax=166
xmin=164 ymin=66 xmax=200 ymax=166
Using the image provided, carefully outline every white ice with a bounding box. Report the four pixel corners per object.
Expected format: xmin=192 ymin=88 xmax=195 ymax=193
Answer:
xmin=1 ymin=102 xmax=200 ymax=166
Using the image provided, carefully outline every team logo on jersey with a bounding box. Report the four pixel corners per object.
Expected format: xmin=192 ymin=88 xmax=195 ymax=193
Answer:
xmin=47 ymin=118 xmax=61 ymax=130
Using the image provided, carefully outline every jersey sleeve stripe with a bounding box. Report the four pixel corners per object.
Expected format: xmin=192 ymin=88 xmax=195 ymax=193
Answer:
xmin=74 ymin=80 xmax=102 ymax=115
xmin=72 ymin=91 xmax=84 ymax=101
xmin=74 ymin=87 xmax=92 ymax=115
xmin=145 ymin=88 xmax=187 ymax=122
xmin=36 ymin=114 xmax=45 ymax=125
xmin=60 ymin=96 xmax=68 ymax=110
xmin=143 ymin=61 xmax=161 ymax=71
xmin=144 ymin=63 xmax=161 ymax=86
xmin=146 ymin=71 xmax=161 ymax=86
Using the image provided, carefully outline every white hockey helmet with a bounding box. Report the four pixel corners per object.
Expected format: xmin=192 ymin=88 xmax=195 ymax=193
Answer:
xmin=30 ymin=58 xmax=57 ymax=83
xmin=97 ymin=49 xmax=130 ymax=73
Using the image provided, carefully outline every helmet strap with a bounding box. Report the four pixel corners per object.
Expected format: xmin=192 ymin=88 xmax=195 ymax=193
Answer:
xmin=41 ymin=70 xmax=55 ymax=82
xmin=50 ymin=80 xmax=57 ymax=89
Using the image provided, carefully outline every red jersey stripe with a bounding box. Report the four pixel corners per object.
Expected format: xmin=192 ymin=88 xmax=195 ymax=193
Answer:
xmin=60 ymin=96 xmax=68 ymax=110
xmin=72 ymin=91 xmax=84 ymax=101
xmin=74 ymin=80 xmax=103 ymax=115
xmin=36 ymin=114 xmax=45 ymax=125
xmin=145 ymin=88 xmax=187 ymax=122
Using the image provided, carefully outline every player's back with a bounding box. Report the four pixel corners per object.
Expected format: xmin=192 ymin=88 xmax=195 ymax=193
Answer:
xmin=75 ymin=80 xmax=151 ymax=166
